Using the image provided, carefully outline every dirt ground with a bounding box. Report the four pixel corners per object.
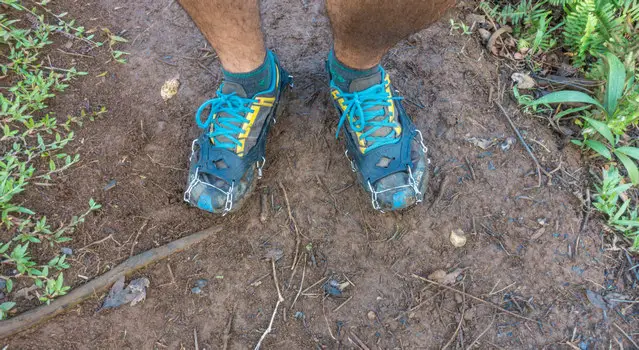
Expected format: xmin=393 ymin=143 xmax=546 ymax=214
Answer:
xmin=4 ymin=0 xmax=639 ymax=348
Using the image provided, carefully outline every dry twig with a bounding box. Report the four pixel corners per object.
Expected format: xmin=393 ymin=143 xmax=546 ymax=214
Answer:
xmin=494 ymin=102 xmax=551 ymax=184
xmin=411 ymin=274 xmax=538 ymax=323
xmin=290 ymin=254 xmax=306 ymax=310
xmin=254 ymin=259 xmax=285 ymax=350
xmin=278 ymin=181 xmax=301 ymax=271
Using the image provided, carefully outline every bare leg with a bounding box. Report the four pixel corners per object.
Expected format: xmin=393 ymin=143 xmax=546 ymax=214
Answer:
xmin=327 ymin=0 xmax=454 ymax=69
xmin=177 ymin=0 xmax=265 ymax=73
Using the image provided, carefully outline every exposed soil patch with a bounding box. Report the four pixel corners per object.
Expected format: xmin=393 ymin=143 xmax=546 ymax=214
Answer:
xmin=5 ymin=0 xmax=638 ymax=349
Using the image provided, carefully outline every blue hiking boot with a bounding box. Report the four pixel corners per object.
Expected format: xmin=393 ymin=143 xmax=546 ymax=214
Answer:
xmin=184 ymin=50 xmax=291 ymax=215
xmin=329 ymin=65 xmax=430 ymax=212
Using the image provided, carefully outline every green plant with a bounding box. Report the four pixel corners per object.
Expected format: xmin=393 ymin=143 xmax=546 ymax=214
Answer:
xmin=593 ymin=166 xmax=639 ymax=249
xmin=449 ymin=19 xmax=474 ymax=35
xmin=479 ymin=0 xmax=563 ymax=55
xmin=563 ymin=0 xmax=639 ymax=67
xmin=530 ymin=53 xmax=639 ymax=184
xmin=1 ymin=0 xmax=105 ymax=317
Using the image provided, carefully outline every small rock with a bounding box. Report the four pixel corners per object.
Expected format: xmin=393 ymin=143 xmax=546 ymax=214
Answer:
xmin=454 ymin=293 xmax=463 ymax=304
xmin=161 ymin=77 xmax=180 ymax=102
xmin=407 ymin=33 xmax=422 ymax=45
xmin=60 ymin=247 xmax=73 ymax=255
xmin=367 ymin=311 xmax=377 ymax=320
xmin=191 ymin=287 xmax=202 ymax=294
xmin=103 ymin=179 xmax=117 ymax=191
xmin=194 ymin=279 xmax=208 ymax=288
xmin=323 ymin=279 xmax=343 ymax=296
xmin=464 ymin=307 xmax=476 ymax=321
xmin=465 ymin=13 xmax=486 ymax=25
xmin=450 ymin=229 xmax=467 ymax=247
xmin=478 ymin=28 xmax=491 ymax=41
xmin=537 ymin=217 xmax=548 ymax=226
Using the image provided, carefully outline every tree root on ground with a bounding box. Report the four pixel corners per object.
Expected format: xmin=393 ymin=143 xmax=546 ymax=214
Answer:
xmin=0 ymin=226 xmax=222 ymax=339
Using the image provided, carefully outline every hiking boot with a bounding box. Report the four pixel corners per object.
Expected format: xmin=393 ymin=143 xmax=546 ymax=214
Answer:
xmin=329 ymin=63 xmax=430 ymax=212
xmin=184 ymin=50 xmax=291 ymax=215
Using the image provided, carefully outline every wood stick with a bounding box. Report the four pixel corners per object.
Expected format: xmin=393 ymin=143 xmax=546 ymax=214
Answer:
xmin=222 ymin=306 xmax=234 ymax=350
xmin=466 ymin=318 xmax=494 ymax=350
xmin=290 ymin=254 xmax=306 ymax=310
xmin=278 ymin=181 xmax=301 ymax=271
xmin=0 ymin=226 xmax=223 ymax=339
xmin=411 ymin=274 xmax=539 ymax=323
xmin=254 ymin=259 xmax=285 ymax=350
xmin=494 ymin=102 xmax=551 ymax=179
xmin=613 ymin=322 xmax=639 ymax=349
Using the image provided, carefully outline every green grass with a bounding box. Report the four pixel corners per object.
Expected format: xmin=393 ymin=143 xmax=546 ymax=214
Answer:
xmin=0 ymin=0 xmax=125 ymax=318
xmin=480 ymin=0 xmax=639 ymax=250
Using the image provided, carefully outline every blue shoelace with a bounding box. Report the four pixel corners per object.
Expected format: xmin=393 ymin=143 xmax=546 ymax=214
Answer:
xmin=334 ymin=83 xmax=402 ymax=152
xmin=195 ymin=91 xmax=257 ymax=151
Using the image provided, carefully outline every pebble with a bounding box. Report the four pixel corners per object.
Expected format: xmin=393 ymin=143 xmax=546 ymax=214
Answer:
xmin=191 ymin=279 xmax=208 ymax=294
xmin=104 ymin=179 xmax=117 ymax=191
xmin=478 ymin=28 xmax=491 ymax=41
xmin=194 ymin=279 xmax=208 ymax=288
xmin=450 ymin=229 xmax=467 ymax=247
xmin=454 ymin=293 xmax=463 ymax=304
xmin=60 ymin=247 xmax=73 ymax=255
xmin=367 ymin=311 xmax=376 ymax=320
xmin=464 ymin=307 xmax=476 ymax=321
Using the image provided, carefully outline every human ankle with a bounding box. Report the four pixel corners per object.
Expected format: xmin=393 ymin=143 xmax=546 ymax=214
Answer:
xmin=222 ymin=50 xmax=274 ymax=97
xmin=328 ymin=50 xmax=381 ymax=92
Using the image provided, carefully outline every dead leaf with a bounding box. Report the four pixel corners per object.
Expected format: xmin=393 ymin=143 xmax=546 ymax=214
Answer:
xmin=14 ymin=285 xmax=38 ymax=300
xmin=428 ymin=268 xmax=463 ymax=285
xmin=101 ymin=277 xmax=150 ymax=310
xmin=511 ymin=73 xmax=536 ymax=89
xmin=530 ymin=227 xmax=545 ymax=240
xmin=466 ymin=137 xmax=498 ymax=150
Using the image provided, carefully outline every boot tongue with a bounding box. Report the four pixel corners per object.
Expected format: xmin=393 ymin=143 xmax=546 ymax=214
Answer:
xmin=221 ymin=81 xmax=248 ymax=97
xmin=211 ymin=81 xmax=250 ymax=152
xmin=348 ymin=71 xmax=382 ymax=92
xmin=347 ymin=71 xmax=396 ymax=144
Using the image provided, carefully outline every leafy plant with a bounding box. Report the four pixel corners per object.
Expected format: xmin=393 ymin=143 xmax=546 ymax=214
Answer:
xmin=563 ymin=0 xmax=639 ymax=67
xmin=530 ymin=53 xmax=639 ymax=184
xmin=449 ymin=19 xmax=474 ymax=35
xmin=1 ymin=0 xmax=105 ymax=317
xmin=593 ymin=166 xmax=639 ymax=249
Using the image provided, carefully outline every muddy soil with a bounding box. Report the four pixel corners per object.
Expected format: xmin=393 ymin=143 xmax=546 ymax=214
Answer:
xmin=5 ymin=0 xmax=638 ymax=349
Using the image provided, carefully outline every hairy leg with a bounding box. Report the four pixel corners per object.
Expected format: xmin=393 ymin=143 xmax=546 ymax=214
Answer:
xmin=326 ymin=0 xmax=455 ymax=69
xmin=177 ymin=0 xmax=265 ymax=72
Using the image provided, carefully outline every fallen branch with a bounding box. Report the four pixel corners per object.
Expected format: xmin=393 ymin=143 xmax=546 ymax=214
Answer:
xmin=0 ymin=226 xmax=223 ymax=339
